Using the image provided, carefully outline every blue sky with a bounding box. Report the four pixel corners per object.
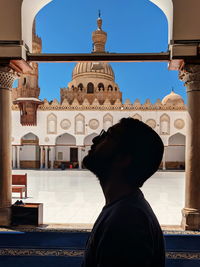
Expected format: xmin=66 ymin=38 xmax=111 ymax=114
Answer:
xmin=32 ymin=0 xmax=186 ymax=103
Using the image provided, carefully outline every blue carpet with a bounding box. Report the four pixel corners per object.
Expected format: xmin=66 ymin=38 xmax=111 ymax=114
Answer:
xmin=0 ymin=230 xmax=199 ymax=267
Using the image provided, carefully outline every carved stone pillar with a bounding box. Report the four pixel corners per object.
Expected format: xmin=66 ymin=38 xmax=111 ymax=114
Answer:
xmin=49 ymin=146 xmax=55 ymax=170
xmin=180 ymin=65 xmax=200 ymax=230
xmin=40 ymin=146 xmax=43 ymax=169
xmin=162 ymin=147 xmax=166 ymax=171
xmin=78 ymin=147 xmax=82 ymax=169
xmin=45 ymin=146 xmax=48 ymax=169
xmin=0 ymin=66 xmax=17 ymax=225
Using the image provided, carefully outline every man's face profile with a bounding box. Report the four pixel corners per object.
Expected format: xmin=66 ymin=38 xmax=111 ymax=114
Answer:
xmin=83 ymin=124 xmax=120 ymax=179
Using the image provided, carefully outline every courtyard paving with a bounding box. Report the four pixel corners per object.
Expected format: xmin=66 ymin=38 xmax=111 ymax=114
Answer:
xmin=12 ymin=170 xmax=185 ymax=226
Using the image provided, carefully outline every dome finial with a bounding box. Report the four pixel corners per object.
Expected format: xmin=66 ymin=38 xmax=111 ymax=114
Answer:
xmin=98 ymin=10 xmax=101 ymax=19
xmin=97 ymin=10 xmax=103 ymax=30
xmin=171 ymin=86 xmax=174 ymax=93
xmin=92 ymin=12 xmax=107 ymax=53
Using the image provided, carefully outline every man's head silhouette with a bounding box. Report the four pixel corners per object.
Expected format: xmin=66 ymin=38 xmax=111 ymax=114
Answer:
xmin=83 ymin=117 xmax=164 ymax=188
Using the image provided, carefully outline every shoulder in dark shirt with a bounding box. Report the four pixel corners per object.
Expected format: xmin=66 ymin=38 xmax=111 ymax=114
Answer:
xmin=82 ymin=189 xmax=165 ymax=267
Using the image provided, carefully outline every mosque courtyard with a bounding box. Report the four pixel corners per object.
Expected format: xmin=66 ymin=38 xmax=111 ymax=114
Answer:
xmin=12 ymin=170 xmax=185 ymax=227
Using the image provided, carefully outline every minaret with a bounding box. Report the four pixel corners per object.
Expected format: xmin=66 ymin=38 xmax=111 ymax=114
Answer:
xmin=92 ymin=11 xmax=107 ymax=53
xmin=12 ymin=20 xmax=42 ymax=126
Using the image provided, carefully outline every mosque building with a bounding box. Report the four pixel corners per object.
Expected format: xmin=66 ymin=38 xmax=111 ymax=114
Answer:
xmin=11 ymin=17 xmax=187 ymax=170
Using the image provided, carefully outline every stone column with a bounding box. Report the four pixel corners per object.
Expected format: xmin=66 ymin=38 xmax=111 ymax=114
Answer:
xmin=162 ymin=147 xmax=166 ymax=171
xmin=50 ymin=146 xmax=55 ymax=170
xmin=0 ymin=66 xmax=17 ymax=225
xmin=45 ymin=146 xmax=48 ymax=169
xmin=40 ymin=146 xmax=43 ymax=169
xmin=78 ymin=147 xmax=82 ymax=169
xmin=180 ymin=65 xmax=200 ymax=230
xmin=12 ymin=146 xmax=16 ymax=169
xmin=16 ymin=146 xmax=20 ymax=169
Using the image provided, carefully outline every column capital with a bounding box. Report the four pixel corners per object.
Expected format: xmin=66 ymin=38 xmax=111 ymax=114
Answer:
xmin=0 ymin=65 xmax=18 ymax=90
xmin=179 ymin=64 xmax=200 ymax=92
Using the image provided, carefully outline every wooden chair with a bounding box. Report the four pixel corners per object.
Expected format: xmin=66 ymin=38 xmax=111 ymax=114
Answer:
xmin=12 ymin=174 xmax=27 ymax=199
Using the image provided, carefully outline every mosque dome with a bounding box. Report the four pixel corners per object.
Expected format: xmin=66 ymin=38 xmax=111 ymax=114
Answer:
xmin=162 ymin=90 xmax=184 ymax=105
xmin=72 ymin=62 xmax=115 ymax=80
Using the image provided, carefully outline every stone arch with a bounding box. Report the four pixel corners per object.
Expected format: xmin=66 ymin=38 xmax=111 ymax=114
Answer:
xmin=78 ymin=83 xmax=83 ymax=91
xmin=56 ymin=133 xmax=76 ymax=145
xmin=87 ymin=82 xmax=94 ymax=93
xmin=55 ymin=133 xmax=77 ymax=164
xmin=98 ymin=83 xmax=104 ymax=91
xmin=169 ymin=133 xmax=186 ymax=146
xmin=47 ymin=113 xmax=57 ymax=134
xmin=165 ymin=133 xmax=186 ymax=169
xmin=160 ymin=114 xmax=170 ymax=135
xmin=84 ymin=133 xmax=98 ymax=146
xmin=75 ymin=113 xmax=85 ymax=134
xmin=108 ymin=85 xmax=113 ymax=91
xmin=21 ymin=132 xmax=39 ymax=144
xmin=132 ymin=114 xmax=142 ymax=121
xmin=103 ymin=113 xmax=113 ymax=130
xmin=20 ymin=132 xmax=40 ymax=169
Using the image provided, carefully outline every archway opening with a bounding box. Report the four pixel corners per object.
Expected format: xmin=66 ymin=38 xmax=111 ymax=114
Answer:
xmin=19 ymin=133 xmax=40 ymax=169
xmin=55 ymin=133 xmax=78 ymax=169
xmin=165 ymin=133 xmax=186 ymax=170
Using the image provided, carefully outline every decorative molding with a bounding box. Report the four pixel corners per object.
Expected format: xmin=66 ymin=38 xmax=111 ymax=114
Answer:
xmin=60 ymin=119 xmax=71 ymax=130
xmin=0 ymin=67 xmax=17 ymax=90
xmin=89 ymin=119 xmax=99 ymax=130
xmin=37 ymin=103 xmax=187 ymax=111
xmin=174 ymin=119 xmax=185 ymax=130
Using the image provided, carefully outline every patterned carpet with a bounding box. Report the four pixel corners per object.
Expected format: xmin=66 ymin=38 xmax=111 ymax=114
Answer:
xmin=0 ymin=227 xmax=200 ymax=267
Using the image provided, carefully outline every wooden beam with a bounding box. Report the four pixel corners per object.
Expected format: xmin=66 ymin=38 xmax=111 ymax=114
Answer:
xmin=27 ymin=52 xmax=170 ymax=63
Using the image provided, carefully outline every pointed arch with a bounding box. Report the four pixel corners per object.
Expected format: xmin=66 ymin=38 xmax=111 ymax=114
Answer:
xmin=87 ymin=83 xmax=94 ymax=93
xmin=56 ymin=133 xmax=76 ymax=146
xmin=21 ymin=132 xmax=39 ymax=145
xmin=47 ymin=113 xmax=57 ymax=134
xmin=165 ymin=133 xmax=186 ymax=169
xmin=84 ymin=133 xmax=98 ymax=146
xmin=75 ymin=113 xmax=85 ymax=134
xmin=20 ymin=132 xmax=40 ymax=169
xmin=169 ymin=133 xmax=185 ymax=146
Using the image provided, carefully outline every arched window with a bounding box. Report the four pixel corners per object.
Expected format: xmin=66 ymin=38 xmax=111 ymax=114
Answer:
xmin=23 ymin=77 xmax=26 ymax=86
xmin=71 ymin=85 xmax=74 ymax=90
xmin=87 ymin=83 xmax=94 ymax=93
xmin=78 ymin=83 xmax=83 ymax=91
xmin=98 ymin=83 xmax=104 ymax=91
xmin=160 ymin=114 xmax=170 ymax=135
xmin=75 ymin=114 xmax=85 ymax=134
xmin=108 ymin=85 xmax=113 ymax=91
xmin=115 ymin=87 xmax=118 ymax=91
xmin=47 ymin=113 xmax=57 ymax=134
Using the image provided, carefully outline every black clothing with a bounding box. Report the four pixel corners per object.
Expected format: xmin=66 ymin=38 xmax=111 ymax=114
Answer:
xmin=82 ymin=189 xmax=165 ymax=267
